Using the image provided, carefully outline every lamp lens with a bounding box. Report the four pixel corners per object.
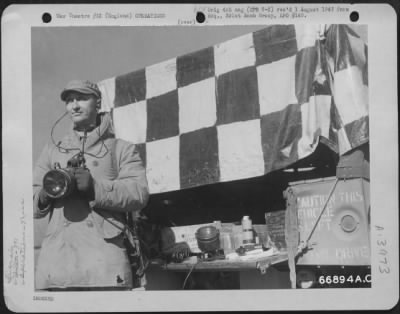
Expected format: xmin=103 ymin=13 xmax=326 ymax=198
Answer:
xmin=43 ymin=170 xmax=69 ymax=198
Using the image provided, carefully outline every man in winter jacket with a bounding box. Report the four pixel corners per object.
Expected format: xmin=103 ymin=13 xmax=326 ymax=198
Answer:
xmin=33 ymin=80 xmax=149 ymax=291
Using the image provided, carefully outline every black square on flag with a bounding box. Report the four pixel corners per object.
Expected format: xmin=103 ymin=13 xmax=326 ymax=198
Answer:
xmin=216 ymin=66 xmax=260 ymax=125
xmin=325 ymin=25 xmax=363 ymax=72
xmin=177 ymin=46 xmax=215 ymax=88
xmin=344 ymin=116 xmax=369 ymax=148
xmin=114 ymin=69 xmax=146 ymax=108
xmin=260 ymin=104 xmax=302 ymax=172
xmin=253 ymin=25 xmax=298 ymax=66
xmin=146 ymin=90 xmax=179 ymax=142
xmin=180 ymin=127 xmax=220 ymax=189
xmin=295 ymin=46 xmax=318 ymax=104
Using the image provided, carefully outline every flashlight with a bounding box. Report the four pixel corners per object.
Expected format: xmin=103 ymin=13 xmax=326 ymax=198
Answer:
xmin=42 ymin=162 xmax=76 ymax=199
xmin=42 ymin=150 xmax=85 ymax=199
xmin=44 ymin=128 xmax=87 ymax=199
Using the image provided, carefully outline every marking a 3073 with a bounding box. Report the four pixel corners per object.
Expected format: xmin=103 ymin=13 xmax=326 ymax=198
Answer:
xmin=376 ymin=225 xmax=390 ymax=274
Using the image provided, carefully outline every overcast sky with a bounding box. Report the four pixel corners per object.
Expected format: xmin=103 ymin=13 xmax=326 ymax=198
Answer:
xmin=32 ymin=25 xmax=367 ymax=164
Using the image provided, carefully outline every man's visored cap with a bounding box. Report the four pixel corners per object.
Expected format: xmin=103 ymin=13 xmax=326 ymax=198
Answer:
xmin=60 ymin=80 xmax=101 ymax=101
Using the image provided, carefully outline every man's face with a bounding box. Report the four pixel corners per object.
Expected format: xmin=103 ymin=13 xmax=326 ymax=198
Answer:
xmin=65 ymin=91 xmax=99 ymax=130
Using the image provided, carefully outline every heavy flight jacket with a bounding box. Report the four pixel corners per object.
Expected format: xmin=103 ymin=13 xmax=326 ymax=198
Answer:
xmin=33 ymin=113 xmax=149 ymax=289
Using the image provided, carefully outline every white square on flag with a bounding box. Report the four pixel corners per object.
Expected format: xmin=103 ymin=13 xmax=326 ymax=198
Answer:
xmin=257 ymin=55 xmax=297 ymax=115
xmin=98 ymin=77 xmax=116 ymax=112
xmin=295 ymin=24 xmax=320 ymax=50
xmin=334 ymin=66 xmax=368 ymax=125
xmin=178 ymin=77 xmax=217 ymax=134
xmin=146 ymin=136 xmax=180 ymax=193
xmin=214 ymin=32 xmax=256 ymax=76
xmin=113 ymin=100 xmax=147 ymax=144
xmin=145 ymin=57 xmax=177 ymax=99
xmin=217 ymin=119 xmax=264 ymax=182
xmin=297 ymin=95 xmax=332 ymax=158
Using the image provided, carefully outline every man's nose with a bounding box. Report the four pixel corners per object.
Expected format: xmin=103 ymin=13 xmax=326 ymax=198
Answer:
xmin=71 ymin=100 xmax=80 ymax=109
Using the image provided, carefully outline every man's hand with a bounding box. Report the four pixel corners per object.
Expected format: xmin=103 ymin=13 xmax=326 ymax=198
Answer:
xmin=74 ymin=168 xmax=95 ymax=200
xmin=38 ymin=188 xmax=52 ymax=209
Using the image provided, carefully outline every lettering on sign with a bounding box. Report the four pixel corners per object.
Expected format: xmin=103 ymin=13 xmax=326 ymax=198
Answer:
xmin=297 ymin=190 xmax=364 ymax=233
xmin=335 ymin=246 xmax=370 ymax=260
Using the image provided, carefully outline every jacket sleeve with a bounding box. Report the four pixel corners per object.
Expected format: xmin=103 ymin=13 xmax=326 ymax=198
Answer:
xmin=91 ymin=141 xmax=149 ymax=213
xmin=33 ymin=143 xmax=54 ymax=219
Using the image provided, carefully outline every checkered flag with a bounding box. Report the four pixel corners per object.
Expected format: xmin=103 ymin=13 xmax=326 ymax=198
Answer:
xmin=98 ymin=24 xmax=368 ymax=194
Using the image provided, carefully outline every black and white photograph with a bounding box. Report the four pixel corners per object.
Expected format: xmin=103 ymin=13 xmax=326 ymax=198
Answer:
xmin=2 ymin=3 xmax=398 ymax=312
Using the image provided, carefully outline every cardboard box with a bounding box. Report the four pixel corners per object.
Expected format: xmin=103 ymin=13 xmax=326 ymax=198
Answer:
xmin=265 ymin=210 xmax=287 ymax=251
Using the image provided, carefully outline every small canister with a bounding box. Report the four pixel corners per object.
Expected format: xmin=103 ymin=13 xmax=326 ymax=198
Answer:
xmin=242 ymin=216 xmax=254 ymax=247
xmin=195 ymin=225 xmax=220 ymax=252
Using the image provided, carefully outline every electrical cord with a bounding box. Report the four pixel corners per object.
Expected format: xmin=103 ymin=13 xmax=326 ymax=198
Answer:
xmin=297 ymin=178 xmax=339 ymax=255
xmin=182 ymin=261 xmax=198 ymax=290
xmin=50 ymin=111 xmax=109 ymax=159
xmin=81 ymin=125 xmax=109 ymax=159
xmin=51 ymin=111 xmax=80 ymax=154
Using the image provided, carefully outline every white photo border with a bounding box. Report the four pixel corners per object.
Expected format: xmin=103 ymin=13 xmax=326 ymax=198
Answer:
xmin=2 ymin=3 xmax=398 ymax=312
